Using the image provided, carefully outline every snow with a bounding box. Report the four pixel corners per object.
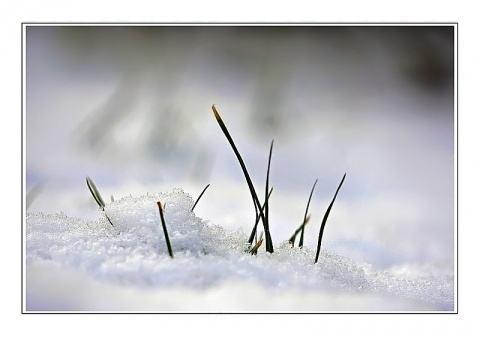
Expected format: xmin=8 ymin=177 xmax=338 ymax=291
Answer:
xmin=25 ymin=188 xmax=453 ymax=312
xmin=21 ymin=25 xmax=456 ymax=313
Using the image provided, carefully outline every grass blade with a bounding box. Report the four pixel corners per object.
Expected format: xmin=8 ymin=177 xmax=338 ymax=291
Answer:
xmin=191 ymin=184 xmax=210 ymax=212
xmin=157 ymin=201 xmax=174 ymax=258
xmin=248 ymin=187 xmax=273 ymax=245
xmin=314 ymin=173 xmax=346 ymax=264
xmin=86 ymin=176 xmax=114 ymax=228
xmin=263 ymin=139 xmax=274 ymax=252
xmin=86 ymin=176 xmax=106 ymax=209
xmin=212 ymin=104 xmax=273 ymax=253
xmin=26 ymin=182 xmax=44 ymax=211
xmin=288 ymin=214 xmax=311 ymax=246
xmin=104 ymin=213 xmax=115 ymax=228
xmin=299 ymin=178 xmax=318 ymax=248
xmin=249 ymin=238 xmax=263 ymax=255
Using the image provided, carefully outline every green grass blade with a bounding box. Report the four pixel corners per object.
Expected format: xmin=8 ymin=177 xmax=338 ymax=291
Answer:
xmin=263 ymin=139 xmax=274 ymax=252
xmin=288 ymin=214 xmax=311 ymax=246
xmin=104 ymin=213 xmax=115 ymax=228
xmin=299 ymin=178 xmax=318 ymax=248
xmin=314 ymin=173 xmax=346 ymax=264
xmin=86 ymin=176 xmax=106 ymax=209
xmin=212 ymin=105 xmax=273 ymax=253
xmin=191 ymin=184 xmax=210 ymax=212
xmin=248 ymin=187 xmax=273 ymax=245
xmin=212 ymin=104 xmax=260 ymax=211
xmin=86 ymin=176 xmax=115 ymax=228
xmin=157 ymin=201 xmax=174 ymax=258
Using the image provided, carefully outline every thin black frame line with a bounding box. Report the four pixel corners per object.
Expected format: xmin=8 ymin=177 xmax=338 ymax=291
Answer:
xmin=20 ymin=22 xmax=459 ymax=26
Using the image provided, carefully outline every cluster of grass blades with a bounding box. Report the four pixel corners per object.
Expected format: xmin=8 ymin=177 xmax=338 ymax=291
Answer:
xmin=287 ymin=174 xmax=346 ymax=263
xmin=86 ymin=176 xmax=213 ymax=260
xmin=249 ymin=231 xmax=264 ymax=255
xmin=86 ymin=176 xmax=115 ymax=228
xmin=85 ymin=104 xmax=346 ymax=264
xmin=213 ymin=104 xmax=346 ymax=263
xmin=212 ymin=104 xmax=274 ymax=253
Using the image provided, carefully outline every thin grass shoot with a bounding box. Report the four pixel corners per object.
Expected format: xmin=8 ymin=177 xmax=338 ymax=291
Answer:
xmin=157 ymin=201 xmax=174 ymax=258
xmin=299 ymin=178 xmax=318 ymax=248
xmin=86 ymin=176 xmax=114 ymax=228
xmin=191 ymin=184 xmax=211 ymax=212
xmin=288 ymin=214 xmax=311 ymax=246
xmin=314 ymin=173 xmax=346 ymax=264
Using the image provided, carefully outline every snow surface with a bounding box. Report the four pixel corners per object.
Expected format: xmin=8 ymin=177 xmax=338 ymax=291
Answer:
xmin=25 ymin=188 xmax=453 ymax=312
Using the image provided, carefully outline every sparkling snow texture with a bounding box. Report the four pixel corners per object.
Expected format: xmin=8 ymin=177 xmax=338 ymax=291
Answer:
xmin=26 ymin=188 xmax=453 ymax=312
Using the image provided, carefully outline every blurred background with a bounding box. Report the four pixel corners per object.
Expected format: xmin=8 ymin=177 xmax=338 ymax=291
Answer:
xmin=25 ymin=25 xmax=455 ymax=268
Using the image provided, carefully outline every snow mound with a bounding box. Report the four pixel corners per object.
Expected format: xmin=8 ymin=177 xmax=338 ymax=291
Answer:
xmin=25 ymin=188 xmax=454 ymax=311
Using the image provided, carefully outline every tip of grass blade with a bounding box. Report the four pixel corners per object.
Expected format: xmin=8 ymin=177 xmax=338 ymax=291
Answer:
xmin=249 ymin=239 xmax=263 ymax=255
xmin=299 ymin=178 xmax=318 ymax=248
xmin=288 ymin=214 xmax=311 ymax=246
xmin=212 ymin=104 xmax=219 ymax=117
xmin=86 ymin=176 xmax=106 ymax=209
xmin=191 ymin=184 xmax=210 ymax=212
xmin=86 ymin=176 xmax=115 ymax=228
